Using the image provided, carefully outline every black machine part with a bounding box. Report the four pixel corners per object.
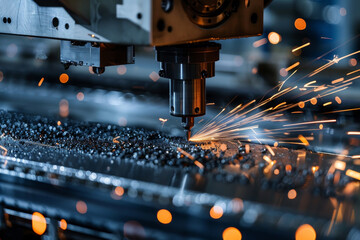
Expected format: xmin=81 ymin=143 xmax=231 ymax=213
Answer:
xmin=156 ymin=42 xmax=221 ymax=140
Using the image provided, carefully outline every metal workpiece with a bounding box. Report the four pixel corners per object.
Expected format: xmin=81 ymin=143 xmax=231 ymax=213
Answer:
xmin=60 ymin=41 xmax=135 ymax=73
xmin=157 ymin=42 xmax=221 ymax=139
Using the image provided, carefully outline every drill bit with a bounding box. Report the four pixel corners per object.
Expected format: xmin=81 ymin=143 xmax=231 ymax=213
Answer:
xmin=182 ymin=117 xmax=194 ymax=141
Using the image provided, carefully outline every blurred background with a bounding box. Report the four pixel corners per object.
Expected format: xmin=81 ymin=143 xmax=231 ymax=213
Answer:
xmin=0 ymin=0 xmax=359 ymax=152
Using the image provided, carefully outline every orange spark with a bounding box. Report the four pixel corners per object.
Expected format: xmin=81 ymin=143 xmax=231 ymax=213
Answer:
xmin=177 ymin=147 xmax=194 ymax=160
xmin=265 ymin=145 xmax=275 ymax=156
xmin=323 ymin=102 xmax=332 ymax=106
xmin=298 ymin=134 xmax=310 ymax=146
xmin=286 ymin=62 xmax=300 ymax=72
xmin=194 ymin=160 xmax=204 ymax=169
xmin=347 ymin=69 xmax=360 ymax=76
xmin=348 ymin=131 xmax=360 ymax=135
xmin=38 ymin=77 xmax=44 ymax=87
xmin=0 ymin=145 xmax=7 ymax=156
xmin=332 ymin=77 xmax=344 ymax=84
xmin=284 ymin=119 xmax=336 ymax=127
xmin=292 ymin=42 xmax=310 ymax=52
xmin=323 ymin=108 xmax=360 ymax=114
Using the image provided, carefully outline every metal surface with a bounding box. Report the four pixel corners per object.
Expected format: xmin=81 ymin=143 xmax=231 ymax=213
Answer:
xmin=170 ymin=78 xmax=205 ymax=117
xmin=0 ymin=110 xmax=359 ymax=239
xmin=0 ymin=0 xmax=263 ymax=46
xmin=60 ymin=41 xmax=135 ymax=69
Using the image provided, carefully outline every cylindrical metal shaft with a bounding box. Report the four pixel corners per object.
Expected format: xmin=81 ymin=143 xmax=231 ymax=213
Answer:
xmin=170 ymin=78 xmax=205 ymax=117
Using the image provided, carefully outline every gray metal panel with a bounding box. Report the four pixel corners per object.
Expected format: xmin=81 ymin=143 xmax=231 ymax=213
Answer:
xmin=0 ymin=0 xmax=151 ymax=45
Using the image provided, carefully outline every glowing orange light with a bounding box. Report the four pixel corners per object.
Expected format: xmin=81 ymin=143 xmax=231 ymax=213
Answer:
xmin=348 ymin=131 xmax=360 ymax=135
xmin=76 ymin=201 xmax=87 ymax=214
xmin=210 ymin=206 xmax=223 ymax=219
xmin=268 ymin=32 xmax=281 ymax=45
xmin=295 ymin=224 xmax=316 ymax=240
xmin=294 ymin=18 xmax=306 ymax=31
xmin=38 ymin=77 xmax=44 ymax=87
xmin=220 ymin=144 xmax=227 ymax=152
xmin=32 ymin=212 xmax=47 ymax=235
xmin=115 ymin=186 xmax=124 ymax=197
xmin=310 ymin=97 xmax=317 ymax=105
xmin=288 ymin=189 xmax=297 ymax=199
xmin=346 ymin=169 xmax=360 ymax=180
xmin=298 ymin=135 xmax=309 ymax=146
xmin=274 ymin=169 xmax=280 ymax=175
xmin=117 ymin=65 xmax=127 ymax=75
xmin=274 ymin=142 xmax=279 ymax=147
xmin=292 ymin=42 xmax=310 ymax=53
xmin=76 ymin=92 xmax=84 ymax=101
xmin=334 ymin=161 xmax=346 ymax=171
xmin=252 ymin=67 xmax=258 ymax=74
xmin=59 ymin=73 xmax=69 ymax=84
xmin=194 ymin=160 xmax=204 ymax=169
xmin=60 ymin=219 xmax=67 ymax=230
xmin=245 ymin=144 xmax=250 ymax=154
xmin=222 ymin=227 xmax=242 ymax=240
xmin=312 ymin=166 xmax=319 ymax=174
xmin=335 ymin=96 xmax=342 ymax=104
xmin=319 ymin=124 xmax=323 ymax=130
xmin=285 ymin=165 xmax=292 ymax=172
xmin=349 ymin=58 xmax=357 ymax=66
xmin=157 ymin=209 xmax=172 ymax=224
xmin=298 ymin=101 xmax=305 ymax=109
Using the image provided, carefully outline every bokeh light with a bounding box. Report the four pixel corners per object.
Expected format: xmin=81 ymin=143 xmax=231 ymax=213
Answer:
xmin=295 ymin=224 xmax=316 ymax=240
xmin=222 ymin=227 xmax=242 ymax=240
xmin=210 ymin=205 xmax=224 ymax=219
xmin=268 ymin=32 xmax=281 ymax=45
xmin=294 ymin=18 xmax=307 ymax=30
xmin=157 ymin=209 xmax=172 ymax=224
xmin=60 ymin=219 xmax=67 ymax=230
xmin=32 ymin=212 xmax=47 ymax=235
xmin=76 ymin=200 xmax=87 ymax=214
xmin=59 ymin=73 xmax=69 ymax=84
